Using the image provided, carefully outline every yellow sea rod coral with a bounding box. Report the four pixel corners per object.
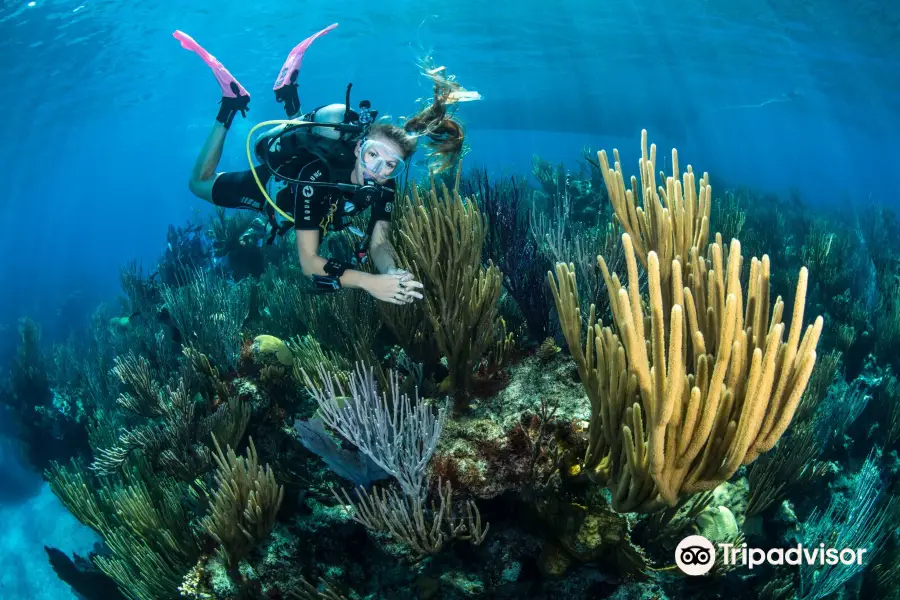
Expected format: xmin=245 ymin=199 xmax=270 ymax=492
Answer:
xmin=549 ymin=130 xmax=823 ymax=512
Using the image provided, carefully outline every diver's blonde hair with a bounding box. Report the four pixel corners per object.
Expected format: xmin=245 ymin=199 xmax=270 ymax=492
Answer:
xmin=367 ymin=66 xmax=467 ymax=172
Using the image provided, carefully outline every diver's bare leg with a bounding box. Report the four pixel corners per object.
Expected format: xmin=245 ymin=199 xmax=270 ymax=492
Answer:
xmin=188 ymin=122 xmax=228 ymax=203
xmin=175 ymin=32 xmax=249 ymax=203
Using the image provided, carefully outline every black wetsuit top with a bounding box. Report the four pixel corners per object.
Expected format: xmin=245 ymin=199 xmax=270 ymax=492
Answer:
xmin=210 ymin=127 xmax=395 ymax=237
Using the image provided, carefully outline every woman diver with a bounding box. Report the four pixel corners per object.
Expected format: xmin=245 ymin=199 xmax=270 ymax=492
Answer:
xmin=177 ymin=24 xmax=472 ymax=306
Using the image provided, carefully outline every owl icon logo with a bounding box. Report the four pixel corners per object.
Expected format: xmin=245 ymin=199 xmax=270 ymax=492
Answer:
xmin=675 ymin=535 xmax=716 ymax=576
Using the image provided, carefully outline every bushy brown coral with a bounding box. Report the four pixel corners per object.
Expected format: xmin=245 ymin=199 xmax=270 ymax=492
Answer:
xmin=388 ymin=173 xmax=502 ymax=400
xmin=334 ymin=478 xmax=487 ymax=557
xmin=91 ymin=348 xmax=250 ymax=481
xmin=202 ymin=436 xmax=285 ymax=568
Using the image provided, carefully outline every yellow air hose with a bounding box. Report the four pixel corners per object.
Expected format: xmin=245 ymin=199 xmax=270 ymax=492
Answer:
xmin=245 ymin=119 xmax=315 ymax=223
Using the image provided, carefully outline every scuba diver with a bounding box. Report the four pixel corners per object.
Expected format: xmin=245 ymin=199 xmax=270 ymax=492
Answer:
xmin=176 ymin=24 xmax=474 ymax=305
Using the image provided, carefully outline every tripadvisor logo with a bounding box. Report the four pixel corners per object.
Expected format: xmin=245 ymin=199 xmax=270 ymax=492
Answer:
xmin=675 ymin=535 xmax=717 ymax=575
xmin=675 ymin=535 xmax=870 ymax=576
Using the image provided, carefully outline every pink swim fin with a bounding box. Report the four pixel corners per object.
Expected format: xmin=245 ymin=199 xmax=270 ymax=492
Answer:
xmin=273 ymin=23 xmax=339 ymax=90
xmin=173 ymin=30 xmax=249 ymax=99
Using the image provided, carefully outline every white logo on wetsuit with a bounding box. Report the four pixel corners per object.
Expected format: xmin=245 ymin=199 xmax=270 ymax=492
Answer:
xmin=385 ymin=201 xmax=393 ymax=213
xmin=292 ymin=159 xmax=326 ymax=221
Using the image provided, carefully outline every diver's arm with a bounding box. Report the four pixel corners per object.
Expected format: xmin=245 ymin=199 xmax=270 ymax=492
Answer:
xmin=295 ymin=229 xmax=421 ymax=304
xmin=295 ymin=229 xmax=371 ymax=289
xmin=368 ymin=220 xmax=398 ymax=274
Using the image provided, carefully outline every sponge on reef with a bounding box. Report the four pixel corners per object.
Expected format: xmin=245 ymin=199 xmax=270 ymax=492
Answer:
xmin=252 ymin=335 xmax=294 ymax=367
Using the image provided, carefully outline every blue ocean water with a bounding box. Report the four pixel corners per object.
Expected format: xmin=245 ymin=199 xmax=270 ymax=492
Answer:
xmin=0 ymin=430 xmax=98 ymax=599
xmin=0 ymin=0 xmax=898 ymax=598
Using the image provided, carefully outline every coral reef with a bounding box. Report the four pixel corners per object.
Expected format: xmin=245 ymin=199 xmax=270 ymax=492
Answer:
xmin=1 ymin=318 xmax=90 ymax=470
xmin=9 ymin=128 xmax=900 ymax=600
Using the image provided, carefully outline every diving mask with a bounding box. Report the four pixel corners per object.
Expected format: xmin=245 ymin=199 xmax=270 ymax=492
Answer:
xmin=360 ymin=139 xmax=406 ymax=179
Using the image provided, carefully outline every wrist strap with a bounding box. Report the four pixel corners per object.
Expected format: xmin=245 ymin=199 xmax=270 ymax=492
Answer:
xmin=323 ymin=258 xmax=351 ymax=278
xmin=312 ymin=274 xmax=341 ymax=291
xmin=310 ymin=259 xmax=353 ymax=293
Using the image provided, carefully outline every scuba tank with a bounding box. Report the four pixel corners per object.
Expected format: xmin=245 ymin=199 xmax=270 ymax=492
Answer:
xmin=286 ymin=104 xmax=359 ymax=169
xmin=255 ymin=83 xmax=378 ymax=173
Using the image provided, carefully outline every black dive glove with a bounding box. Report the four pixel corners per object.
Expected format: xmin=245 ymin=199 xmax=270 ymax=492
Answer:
xmin=216 ymin=82 xmax=250 ymax=129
